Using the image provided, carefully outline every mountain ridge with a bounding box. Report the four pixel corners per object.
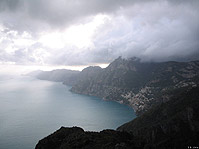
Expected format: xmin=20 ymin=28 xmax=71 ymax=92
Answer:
xmin=70 ymin=57 xmax=199 ymax=115
xmin=29 ymin=57 xmax=199 ymax=115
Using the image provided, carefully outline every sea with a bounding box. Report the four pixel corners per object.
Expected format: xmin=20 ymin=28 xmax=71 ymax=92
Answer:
xmin=0 ymin=75 xmax=136 ymax=149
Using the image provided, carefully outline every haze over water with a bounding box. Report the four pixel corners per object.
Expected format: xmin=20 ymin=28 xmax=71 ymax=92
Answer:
xmin=0 ymin=75 xmax=136 ymax=149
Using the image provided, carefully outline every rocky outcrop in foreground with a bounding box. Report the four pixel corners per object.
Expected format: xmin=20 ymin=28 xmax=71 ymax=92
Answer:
xmin=35 ymin=127 xmax=143 ymax=149
xmin=36 ymin=87 xmax=199 ymax=149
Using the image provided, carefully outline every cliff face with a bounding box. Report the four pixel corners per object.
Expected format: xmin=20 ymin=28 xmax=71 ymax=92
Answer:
xmin=71 ymin=57 xmax=199 ymax=115
xmin=35 ymin=87 xmax=199 ymax=149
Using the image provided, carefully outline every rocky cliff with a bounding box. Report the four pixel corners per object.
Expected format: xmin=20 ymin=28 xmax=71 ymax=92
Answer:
xmin=35 ymin=127 xmax=143 ymax=149
xmin=71 ymin=57 xmax=199 ymax=115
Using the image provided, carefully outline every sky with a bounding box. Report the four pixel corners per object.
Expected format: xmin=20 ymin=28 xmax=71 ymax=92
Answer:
xmin=0 ymin=0 xmax=199 ymax=72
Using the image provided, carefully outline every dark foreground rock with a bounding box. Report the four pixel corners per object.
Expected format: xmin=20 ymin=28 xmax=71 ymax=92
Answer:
xmin=35 ymin=127 xmax=143 ymax=149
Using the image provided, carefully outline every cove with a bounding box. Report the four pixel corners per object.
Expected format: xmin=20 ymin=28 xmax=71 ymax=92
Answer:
xmin=0 ymin=75 xmax=136 ymax=149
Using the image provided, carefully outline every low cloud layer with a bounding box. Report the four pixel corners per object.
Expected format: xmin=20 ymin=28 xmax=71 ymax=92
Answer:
xmin=0 ymin=0 xmax=199 ymax=66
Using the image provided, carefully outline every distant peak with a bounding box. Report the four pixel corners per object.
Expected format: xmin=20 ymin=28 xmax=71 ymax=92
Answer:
xmin=82 ymin=66 xmax=102 ymax=73
xmin=83 ymin=66 xmax=102 ymax=70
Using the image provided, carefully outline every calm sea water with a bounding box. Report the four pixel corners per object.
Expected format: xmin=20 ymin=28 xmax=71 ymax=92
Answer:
xmin=0 ymin=75 xmax=136 ymax=149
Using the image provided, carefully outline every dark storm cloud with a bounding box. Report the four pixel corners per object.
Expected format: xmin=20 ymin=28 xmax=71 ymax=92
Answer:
xmin=88 ymin=0 xmax=199 ymax=63
xmin=1 ymin=0 xmax=197 ymax=30
xmin=0 ymin=0 xmax=199 ymax=65
xmin=0 ymin=0 xmax=136 ymax=31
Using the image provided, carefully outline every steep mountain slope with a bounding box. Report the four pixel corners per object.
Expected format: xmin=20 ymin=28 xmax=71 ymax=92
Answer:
xmin=71 ymin=57 xmax=199 ymax=115
xmin=117 ymin=87 xmax=199 ymax=148
xmin=35 ymin=87 xmax=199 ymax=149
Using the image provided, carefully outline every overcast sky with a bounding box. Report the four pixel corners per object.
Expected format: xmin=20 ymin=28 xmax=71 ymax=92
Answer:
xmin=0 ymin=0 xmax=199 ymax=68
